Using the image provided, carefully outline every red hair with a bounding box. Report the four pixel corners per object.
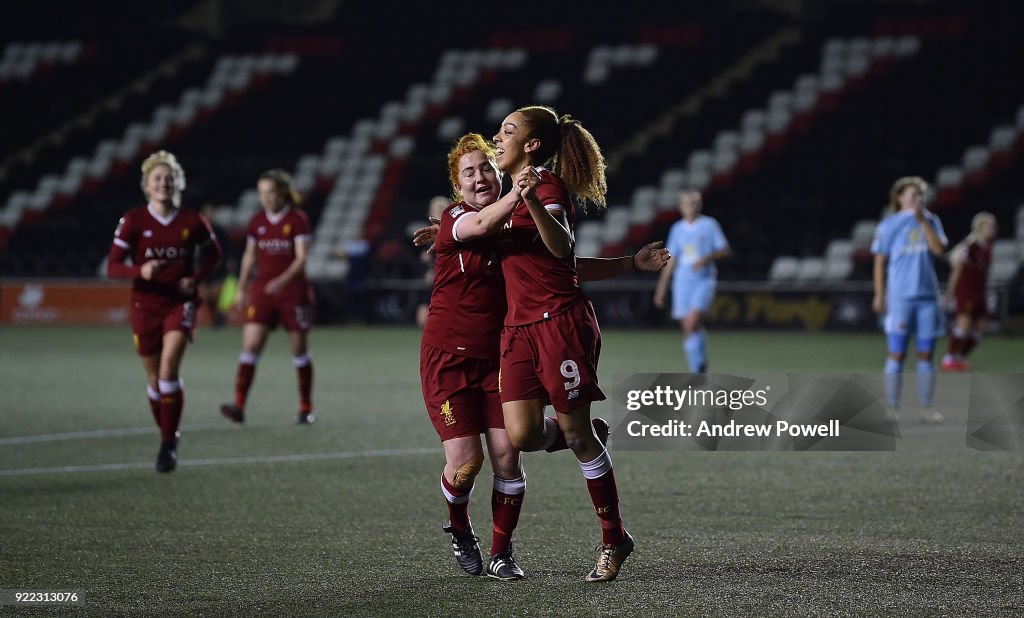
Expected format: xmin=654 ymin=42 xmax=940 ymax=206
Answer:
xmin=446 ymin=133 xmax=498 ymax=202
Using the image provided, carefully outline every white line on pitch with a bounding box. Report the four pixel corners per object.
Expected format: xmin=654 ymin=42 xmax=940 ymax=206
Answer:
xmin=0 ymin=424 xmax=234 ymax=446
xmin=0 ymin=447 xmax=441 ymax=477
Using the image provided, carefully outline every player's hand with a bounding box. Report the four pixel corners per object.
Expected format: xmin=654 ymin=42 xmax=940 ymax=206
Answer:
xmin=140 ymin=259 xmax=164 ymax=280
xmin=412 ymin=223 xmax=439 ymax=253
xmin=264 ymin=277 xmax=285 ymax=295
xmin=634 ymin=241 xmax=670 ymax=272
xmin=516 ymin=166 xmax=541 ymax=201
xmin=654 ymin=287 xmax=666 ymax=309
xmin=691 ymin=256 xmax=709 ymax=272
xmin=872 ymin=294 xmax=884 ymax=315
xmin=913 ymin=205 xmax=928 ymax=223
xmin=177 ymin=277 xmax=196 ymax=296
xmin=235 ymin=289 xmax=248 ymax=311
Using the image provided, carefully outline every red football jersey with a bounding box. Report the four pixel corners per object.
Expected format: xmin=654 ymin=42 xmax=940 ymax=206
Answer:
xmin=499 ymin=167 xmax=583 ymax=325
xmin=247 ymin=207 xmax=311 ymax=298
xmin=111 ymin=204 xmax=216 ymax=300
xmin=954 ymin=239 xmax=992 ymax=299
xmin=421 ymin=201 xmax=507 ymax=359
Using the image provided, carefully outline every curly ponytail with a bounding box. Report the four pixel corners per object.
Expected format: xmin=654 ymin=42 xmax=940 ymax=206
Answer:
xmin=516 ymin=105 xmax=607 ymax=211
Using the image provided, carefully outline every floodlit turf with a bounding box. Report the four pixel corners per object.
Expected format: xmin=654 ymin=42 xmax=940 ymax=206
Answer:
xmin=1 ymin=326 xmax=1021 ymax=616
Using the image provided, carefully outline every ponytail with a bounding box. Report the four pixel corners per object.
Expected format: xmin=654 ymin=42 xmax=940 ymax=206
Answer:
xmin=516 ymin=106 xmax=607 ymax=211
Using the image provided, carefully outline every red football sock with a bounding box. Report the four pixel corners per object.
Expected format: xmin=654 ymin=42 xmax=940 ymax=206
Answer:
xmin=579 ymin=450 xmax=626 ymax=546
xmin=543 ymin=416 xmax=568 ymax=453
xmin=235 ymin=362 xmax=256 ymax=410
xmin=147 ymin=385 xmax=160 ymax=427
xmin=441 ymin=473 xmax=472 ymax=532
xmin=295 ymin=356 xmax=313 ymax=413
xmin=490 ymin=475 xmax=526 ymax=556
xmin=947 ymin=335 xmax=964 ymax=357
xmin=962 ymin=332 xmax=980 ymax=357
xmin=158 ymin=380 xmax=184 ymax=443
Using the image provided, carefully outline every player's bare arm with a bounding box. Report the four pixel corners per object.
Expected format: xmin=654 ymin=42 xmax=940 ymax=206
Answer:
xmin=872 ymin=254 xmax=887 ymax=314
xmin=235 ymin=240 xmax=257 ymax=308
xmin=945 ymin=253 xmax=964 ymax=306
xmin=693 ymin=245 xmax=732 ymax=272
xmin=517 ymin=166 xmax=572 ymax=258
xmin=654 ymin=253 xmax=678 ymax=309
xmin=453 ymin=186 xmax=523 ymax=242
xmin=576 ymin=241 xmax=670 ymax=281
xmin=915 ymin=207 xmax=947 ymax=255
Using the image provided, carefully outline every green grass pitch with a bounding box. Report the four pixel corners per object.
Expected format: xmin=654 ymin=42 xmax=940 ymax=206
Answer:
xmin=1 ymin=326 xmax=1021 ymax=616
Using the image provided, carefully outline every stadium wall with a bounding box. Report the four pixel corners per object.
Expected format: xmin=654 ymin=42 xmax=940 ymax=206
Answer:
xmin=0 ymin=278 xmax=1013 ymax=332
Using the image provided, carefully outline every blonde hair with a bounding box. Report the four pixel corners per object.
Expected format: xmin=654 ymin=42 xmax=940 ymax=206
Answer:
xmin=446 ymin=133 xmax=499 ymax=202
xmin=888 ymin=176 xmax=928 ymax=213
xmin=140 ymin=150 xmax=186 ymax=207
xmin=428 ymin=195 xmax=449 ymax=220
xmin=516 ymin=105 xmax=607 ymax=211
xmin=680 ymin=188 xmax=702 ymax=205
xmin=259 ymin=168 xmax=302 ymax=207
xmin=949 ymin=211 xmax=997 ymax=264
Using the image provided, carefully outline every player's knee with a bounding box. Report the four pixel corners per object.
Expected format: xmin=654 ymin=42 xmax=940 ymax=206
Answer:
xmin=450 ymin=453 xmax=483 ymax=491
xmin=506 ymin=424 xmax=537 ymax=451
xmin=490 ymin=451 xmax=522 ymax=480
xmin=561 ymin=424 xmax=597 ymax=455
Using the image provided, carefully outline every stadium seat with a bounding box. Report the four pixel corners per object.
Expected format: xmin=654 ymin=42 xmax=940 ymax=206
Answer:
xmin=851 ymin=220 xmax=878 ymax=249
xmin=796 ymin=257 xmax=826 ymax=282
xmin=826 ymin=239 xmax=854 ymax=260
xmin=989 ymin=260 xmax=1019 ymax=285
xmin=824 ymin=258 xmax=853 ymax=280
xmin=992 ymin=239 xmax=1020 ymax=262
xmin=768 ymin=256 xmax=799 ymax=281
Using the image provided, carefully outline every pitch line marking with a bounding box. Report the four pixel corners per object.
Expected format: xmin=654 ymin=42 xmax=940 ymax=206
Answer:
xmin=0 ymin=447 xmax=441 ymax=477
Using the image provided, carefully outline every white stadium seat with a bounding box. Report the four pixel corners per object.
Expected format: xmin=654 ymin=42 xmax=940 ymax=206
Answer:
xmin=769 ymin=256 xmax=800 ymax=281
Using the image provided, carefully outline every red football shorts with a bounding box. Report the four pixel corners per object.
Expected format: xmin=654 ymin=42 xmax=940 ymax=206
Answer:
xmin=499 ymin=299 xmax=606 ymax=412
xmin=130 ymin=296 xmax=198 ymax=357
xmin=421 ymin=342 xmax=503 ymax=441
xmin=954 ymin=292 xmax=988 ymax=320
xmin=246 ymin=288 xmax=314 ymax=332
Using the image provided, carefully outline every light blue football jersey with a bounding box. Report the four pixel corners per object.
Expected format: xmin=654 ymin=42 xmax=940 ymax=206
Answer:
xmin=870 ymin=210 xmax=947 ymax=300
xmin=666 ymin=215 xmax=728 ymax=283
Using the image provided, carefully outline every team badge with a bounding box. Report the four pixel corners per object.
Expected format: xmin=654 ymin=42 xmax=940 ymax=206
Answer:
xmin=182 ymin=228 xmax=190 ymax=241
xmin=441 ymin=400 xmax=456 ymax=426
xmin=449 ymin=205 xmax=465 ymax=218
xmin=283 ymin=223 xmax=292 ymax=237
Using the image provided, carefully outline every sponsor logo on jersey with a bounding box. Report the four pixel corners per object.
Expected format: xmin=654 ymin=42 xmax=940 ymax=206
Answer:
xmin=257 ymin=238 xmax=293 ymax=252
xmin=143 ymin=246 xmax=186 ymax=259
xmin=440 ymin=399 xmax=456 ymax=426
